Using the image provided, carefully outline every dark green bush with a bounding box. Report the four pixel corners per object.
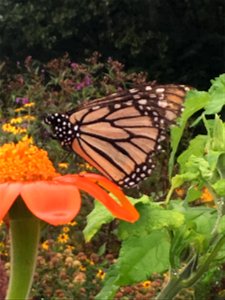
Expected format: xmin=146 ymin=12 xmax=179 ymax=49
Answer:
xmin=0 ymin=0 xmax=224 ymax=88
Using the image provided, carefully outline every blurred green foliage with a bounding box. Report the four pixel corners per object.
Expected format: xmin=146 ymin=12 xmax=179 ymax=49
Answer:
xmin=0 ymin=0 xmax=224 ymax=88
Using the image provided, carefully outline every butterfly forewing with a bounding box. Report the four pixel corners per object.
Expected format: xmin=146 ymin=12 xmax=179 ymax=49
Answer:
xmin=45 ymin=83 xmax=191 ymax=188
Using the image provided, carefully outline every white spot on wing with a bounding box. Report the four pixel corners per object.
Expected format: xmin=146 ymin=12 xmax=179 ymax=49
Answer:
xmin=130 ymin=88 xmax=138 ymax=93
xmin=156 ymin=88 xmax=165 ymax=93
xmin=145 ymin=86 xmax=152 ymax=91
xmin=158 ymin=100 xmax=168 ymax=108
xmin=92 ymin=105 xmax=100 ymax=110
xmin=138 ymin=99 xmax=147 ymax=105
xmin=114 ymin=104 xmax=121 ymax=109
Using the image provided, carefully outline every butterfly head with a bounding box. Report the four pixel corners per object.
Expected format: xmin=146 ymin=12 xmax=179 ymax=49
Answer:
xmin=44 ymin=113 xmax=75 ymax=146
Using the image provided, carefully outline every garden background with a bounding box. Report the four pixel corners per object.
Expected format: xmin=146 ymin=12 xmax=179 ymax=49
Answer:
xmin=0 ymin=0 xmax=225 ymax=299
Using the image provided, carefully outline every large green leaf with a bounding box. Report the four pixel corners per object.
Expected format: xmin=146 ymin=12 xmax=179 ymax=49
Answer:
xmin=117 ymin=230 xmax=170 ymax=284
xmin=118 ymin=202 xmax=184 ymax=240
xmin=96 ymin=230 xmax=170 ymax=300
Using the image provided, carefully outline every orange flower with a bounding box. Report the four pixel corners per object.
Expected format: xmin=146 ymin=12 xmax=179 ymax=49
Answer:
xmin=200 ymin=187 xmax=214 ymax=203
xmin=0 ymin=141 xmax=139 ymax=225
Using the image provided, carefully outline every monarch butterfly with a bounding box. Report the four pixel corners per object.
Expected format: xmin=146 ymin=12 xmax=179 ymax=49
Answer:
xmin=45 ymin=83 xmax=190 ymax=188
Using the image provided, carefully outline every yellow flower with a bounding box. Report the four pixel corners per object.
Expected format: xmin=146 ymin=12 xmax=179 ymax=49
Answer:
xmin=23 ymin=115 xmax=35 ymax=121
xmin=86 ymin=259 xmax=95 ymax=266
xmin=14 ymin=107 xmax=25 ymax=113
xmin=66 ymin=245 xmax=75 ymax=251
xmin=62 ymin=226 xmax=70 ymax=233
xmin=84 ymin=163 xmax=94 ymax=171
xmin=21 ymin=135 xmax=34 ymax=144
xmin=24 ymin=102 xmax=35 ymax=108
xmin=142 ymin=280 xmax=152 ymax=288
xmin=79 ymin=265 xmax=86 ymax=272
xmin=41 ymin=241 xmax=49 ymax=250
xmin=2 ymin=123 xmax=27 ymax=135
xmin=57 ymin=233 xmax=69 ymax=244
xmin=10 ymin=117 xmax=23 ymax=124
xmin=68 ymin=220 xmax=77 ymax=226
xmin=90 ymin=260 xmax=95 ymax=266
xmin=58 ymin=162 xmax=69 ymax=169
xmin=77 ymin=162 xmax=94 ymax=171
xmin=96 ymin=269 xmax=105 ymax=280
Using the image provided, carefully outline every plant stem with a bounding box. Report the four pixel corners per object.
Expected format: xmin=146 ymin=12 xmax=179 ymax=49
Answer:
xmin=6 ymin=198 xmax=41 ymax=300
xmin=183 ymin=235 xmax=225 ymax=287
xmin=156 ymin=274 xmax=184 ymax=300
xmin=157 ymin=234 xmax=225 ymax=300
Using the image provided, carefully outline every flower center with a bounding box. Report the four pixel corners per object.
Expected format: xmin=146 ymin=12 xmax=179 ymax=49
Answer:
xmin=0 ymin=141 xmax=59 ymax=182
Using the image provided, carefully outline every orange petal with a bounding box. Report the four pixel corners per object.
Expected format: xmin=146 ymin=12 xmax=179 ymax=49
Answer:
xmin=80 ymin=173 xmax=139 ymax=222
xmin=59 ymin=174 xmax=139 ymax=222
xmin=21 ymin=181 xmax=81 ymax=225
xmin=0 ymin=183 xmax=21 ymax=220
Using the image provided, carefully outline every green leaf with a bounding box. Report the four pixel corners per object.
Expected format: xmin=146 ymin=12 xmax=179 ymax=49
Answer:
xmin=193 ymin=209 xmax=216 ymax=236
xmin=83 ymin=201 xmax=114 ymax=242
xmin=212 ymin=179 xmax=225 ymax=196
xmin=218 ymin=216 xmax=225 ymax=234
xmin=171 ymin=172 xmax=199 ymax=189
xmin=96 ymin=230 xmax=170 ymax=299
xmin=169 ymin=90 xmax=209 ymax=176
xmin=118 ymin=203 xmax=184 ymax=240
xmin=83 ymin=195 xmax=150 ymax=242
xmin=171 ymin=201 xmax=215 ymax=222
xmin=170 ymin=223 xmax=205 ymax=267
xmin=208 ymin=115 xmax=225 ymax=152
xmin=170 ymin=202 xmax=216 ymax=251
xmin=204 ymin=74 xmax=225 ymax=115
xmin=206 ymin=150 xmax=223 ymax=172
xmin=116 ymin=230 xmax=170 ymax=285
xmin=185 ymin=156 xmax=213 ymax=181
xmin=178 ymin=135 xmax=207 ymax=173
xmin=185 ymin=185 xmax=202 ymax=203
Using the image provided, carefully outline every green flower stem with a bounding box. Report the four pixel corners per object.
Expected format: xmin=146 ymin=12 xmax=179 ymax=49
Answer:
xmin=183 ymin=235 xmax=225 ymax=287
xmin=6 ymin=197 xmax=41 ymax=300
xmin=157 ymin=235 xmax=225 ymax=300
xmin=156 ymin=274 xmax=184 ymax=300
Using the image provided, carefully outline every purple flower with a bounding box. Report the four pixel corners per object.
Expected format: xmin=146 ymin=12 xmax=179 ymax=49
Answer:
xmin=15 ymin=97 xmax=21 ymax=104
xmin=74 ymin=82 xmax=84 ymax=91
xmin=22 ymin=98 xmax=29 ymax=104
xmin=15 ymin=97 xmax=29 ymax=104
xmin=84 ymin=76 xmax=92 ymax=87
xmin=71 ymin=63 xmax=78 ymax=70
